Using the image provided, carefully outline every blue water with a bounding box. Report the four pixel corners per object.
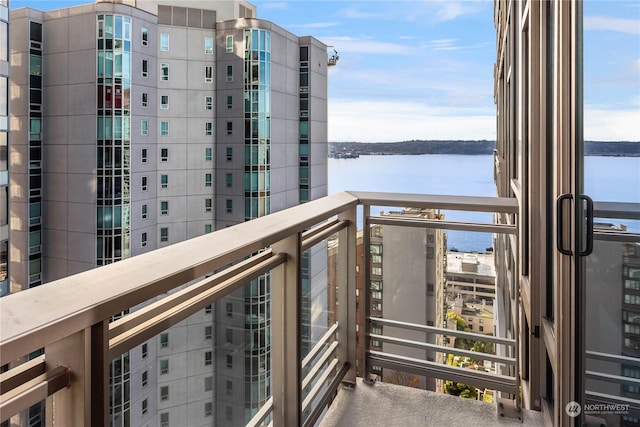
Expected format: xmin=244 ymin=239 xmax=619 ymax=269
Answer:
xmin=328 ymin=154 xmax=640 ymax=251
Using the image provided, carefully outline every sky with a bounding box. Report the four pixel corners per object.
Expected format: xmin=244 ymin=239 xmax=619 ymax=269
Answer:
xmin=11 ymin=0 xmax=640 ymax=142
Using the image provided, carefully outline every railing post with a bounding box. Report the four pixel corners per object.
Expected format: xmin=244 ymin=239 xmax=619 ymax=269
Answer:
xmin=45 ymin=320 xmax=109 ymax=426
xmin=337 ymin=206 xmax=357 ymax=384
xmin=271 ymin=233 xmax=302 ymax=426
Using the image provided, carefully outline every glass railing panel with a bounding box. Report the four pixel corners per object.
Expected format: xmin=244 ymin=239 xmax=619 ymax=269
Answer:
xmin=113 ymin=256 xmax=280 ymax=427
xmin=301 ymin=234 xmax=340 ymax=426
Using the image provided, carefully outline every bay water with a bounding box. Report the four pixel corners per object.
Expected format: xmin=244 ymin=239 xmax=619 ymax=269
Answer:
xmin=328 ymin=154 xmax=640 ymax=252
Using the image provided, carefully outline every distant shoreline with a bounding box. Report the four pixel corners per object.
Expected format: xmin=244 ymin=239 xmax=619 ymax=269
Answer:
xmin=329 ymin=140 xmax=640 ymax=157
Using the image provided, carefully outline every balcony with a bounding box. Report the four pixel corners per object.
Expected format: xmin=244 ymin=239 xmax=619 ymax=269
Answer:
xmin=1 ymin=191 xmax=637 ymax=426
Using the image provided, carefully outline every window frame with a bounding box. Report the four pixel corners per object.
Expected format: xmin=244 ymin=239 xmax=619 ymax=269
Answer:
xmin=159 ymin=359 xmax=169 ymax=374
xmin=205 ymin=65 xmax=213 ymax=83
xmin=160 ymin=332 xmax=169 ymax=348
xmin=204 ymin=36 xmax=214 ymax=54
xmin=160 ymin=63 xmax=169 ymax=81
xmin=160 ymin=32 xmax=169 ymax=51
xmin=226 ymin=35 xmax=233 ymax=53
xmin=141 ymin=27 xmax=149 ymax=46
xmin=226 ymin=65 xmax=233 ymax=82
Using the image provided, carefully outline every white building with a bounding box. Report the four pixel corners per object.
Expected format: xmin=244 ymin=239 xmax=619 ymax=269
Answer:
xmin=8 ymin=1 xmax=328 ymax=425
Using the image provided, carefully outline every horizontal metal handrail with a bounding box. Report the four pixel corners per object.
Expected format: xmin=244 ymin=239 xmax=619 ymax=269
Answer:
xmin=303 ymin=341 xmax=339 ymax=390
xmin=585 ymin=390 xmax=640 ymax=411
xmin=586 ymin=350 xmax=640 ymax=367
xmin=303 ymin=362 xmax=350 ymax=427
xmin=370 ymin=216 xmax=517 ymax=234
xmin=302 ymin=323 xmax=339 ymax=369
xmin=369 ymin=333 xmax=517 ymax=366
xmin=0 ymin=365 xmax=69 ymax=422
xmin=246 ymin=396 xmax=273 ymax=427
xmin=368 ymin=350 xmax=517 ymax=394
xmin=0 ymin=355 xmax=46 ymax=395
xmin=593 ymin=201 xmax=640 ymax=220
xmin=593 ymin=229 xmax=640 ymax=243
xmin=0 ymin=191 xmax=359 ymax=365
xmin=369 ymin=317 xmax=516 ymax=347
xmin=302 ymin=358 xmax=339 ymax=414
xmin=109 ymin=252 xmax=286 ymax=359
xmin=301 ymin=219 xmax=348 ymax=250
xmin=348 ymin=191 xmax=519 ymax=214
xmin=586 ymin=370 xmax=640 ymax=388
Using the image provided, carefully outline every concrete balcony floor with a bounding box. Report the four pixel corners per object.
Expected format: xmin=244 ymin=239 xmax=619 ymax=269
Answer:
xmin=319 ymin=378 xmax=545 ymax=427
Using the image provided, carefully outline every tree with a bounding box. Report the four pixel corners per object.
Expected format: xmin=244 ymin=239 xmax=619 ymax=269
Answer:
xmin=444 ymin=381 xmax=478 ymax=399
xmin=471 ymin=340 xmax=495 ymax=355
xmin=386 ymin=371 xmax=421 ymax=388
xmin=447 ymin=312 xmax=474 ymax=350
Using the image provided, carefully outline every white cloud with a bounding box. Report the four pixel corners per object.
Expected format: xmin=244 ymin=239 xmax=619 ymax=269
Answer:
xmin=289 ymin=22 xmax=340 ymax=29
xmin=421 ymin=38 xmax=490 ymax=51
xmin=430 ymin=1 xmax=485 ymax=22
xmin=321 ymin=36 xmax=412 ymax=54
xmin=584 ymin=16 xmax=640 ymax=34
xmin=327 ymin=102 xmax=640 ymax=142
xmin=584 ymin=107 xmax=640 ymax=141
xmin=340 ymin=6 xmax=387 ymax=20
xmin=328 ymin=100 xmax=496 ymax=142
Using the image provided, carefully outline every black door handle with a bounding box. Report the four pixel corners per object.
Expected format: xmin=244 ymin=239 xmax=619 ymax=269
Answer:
xmin=556 ymin=194 xmax=573 ymax=256
xmin=580 ymin=195 xmax=594 ymax=256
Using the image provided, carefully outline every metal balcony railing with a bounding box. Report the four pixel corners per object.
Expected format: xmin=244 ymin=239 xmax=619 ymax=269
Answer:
xmin=1 ymin=190 xmax=526 ymax=426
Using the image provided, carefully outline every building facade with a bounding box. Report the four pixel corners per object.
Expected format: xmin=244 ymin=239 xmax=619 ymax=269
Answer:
xmin=0 ymin=0 xmax=8 ymax=298
xmin=494 ymin=1 xmax=639 ymax=425
xmin=365 ymin=209 xmax=446 ymax=390
xmin=8 ymin=1 xmax=327 ymax=426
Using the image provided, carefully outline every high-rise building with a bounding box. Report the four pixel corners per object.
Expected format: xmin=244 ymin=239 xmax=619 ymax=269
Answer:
xmin=0 ymin=0 xmax=8 ymax=299
xmin=8 ymin=1 xmax=327 ymax=425
xmin=349 ymin=208 xmax=447 ymax=390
